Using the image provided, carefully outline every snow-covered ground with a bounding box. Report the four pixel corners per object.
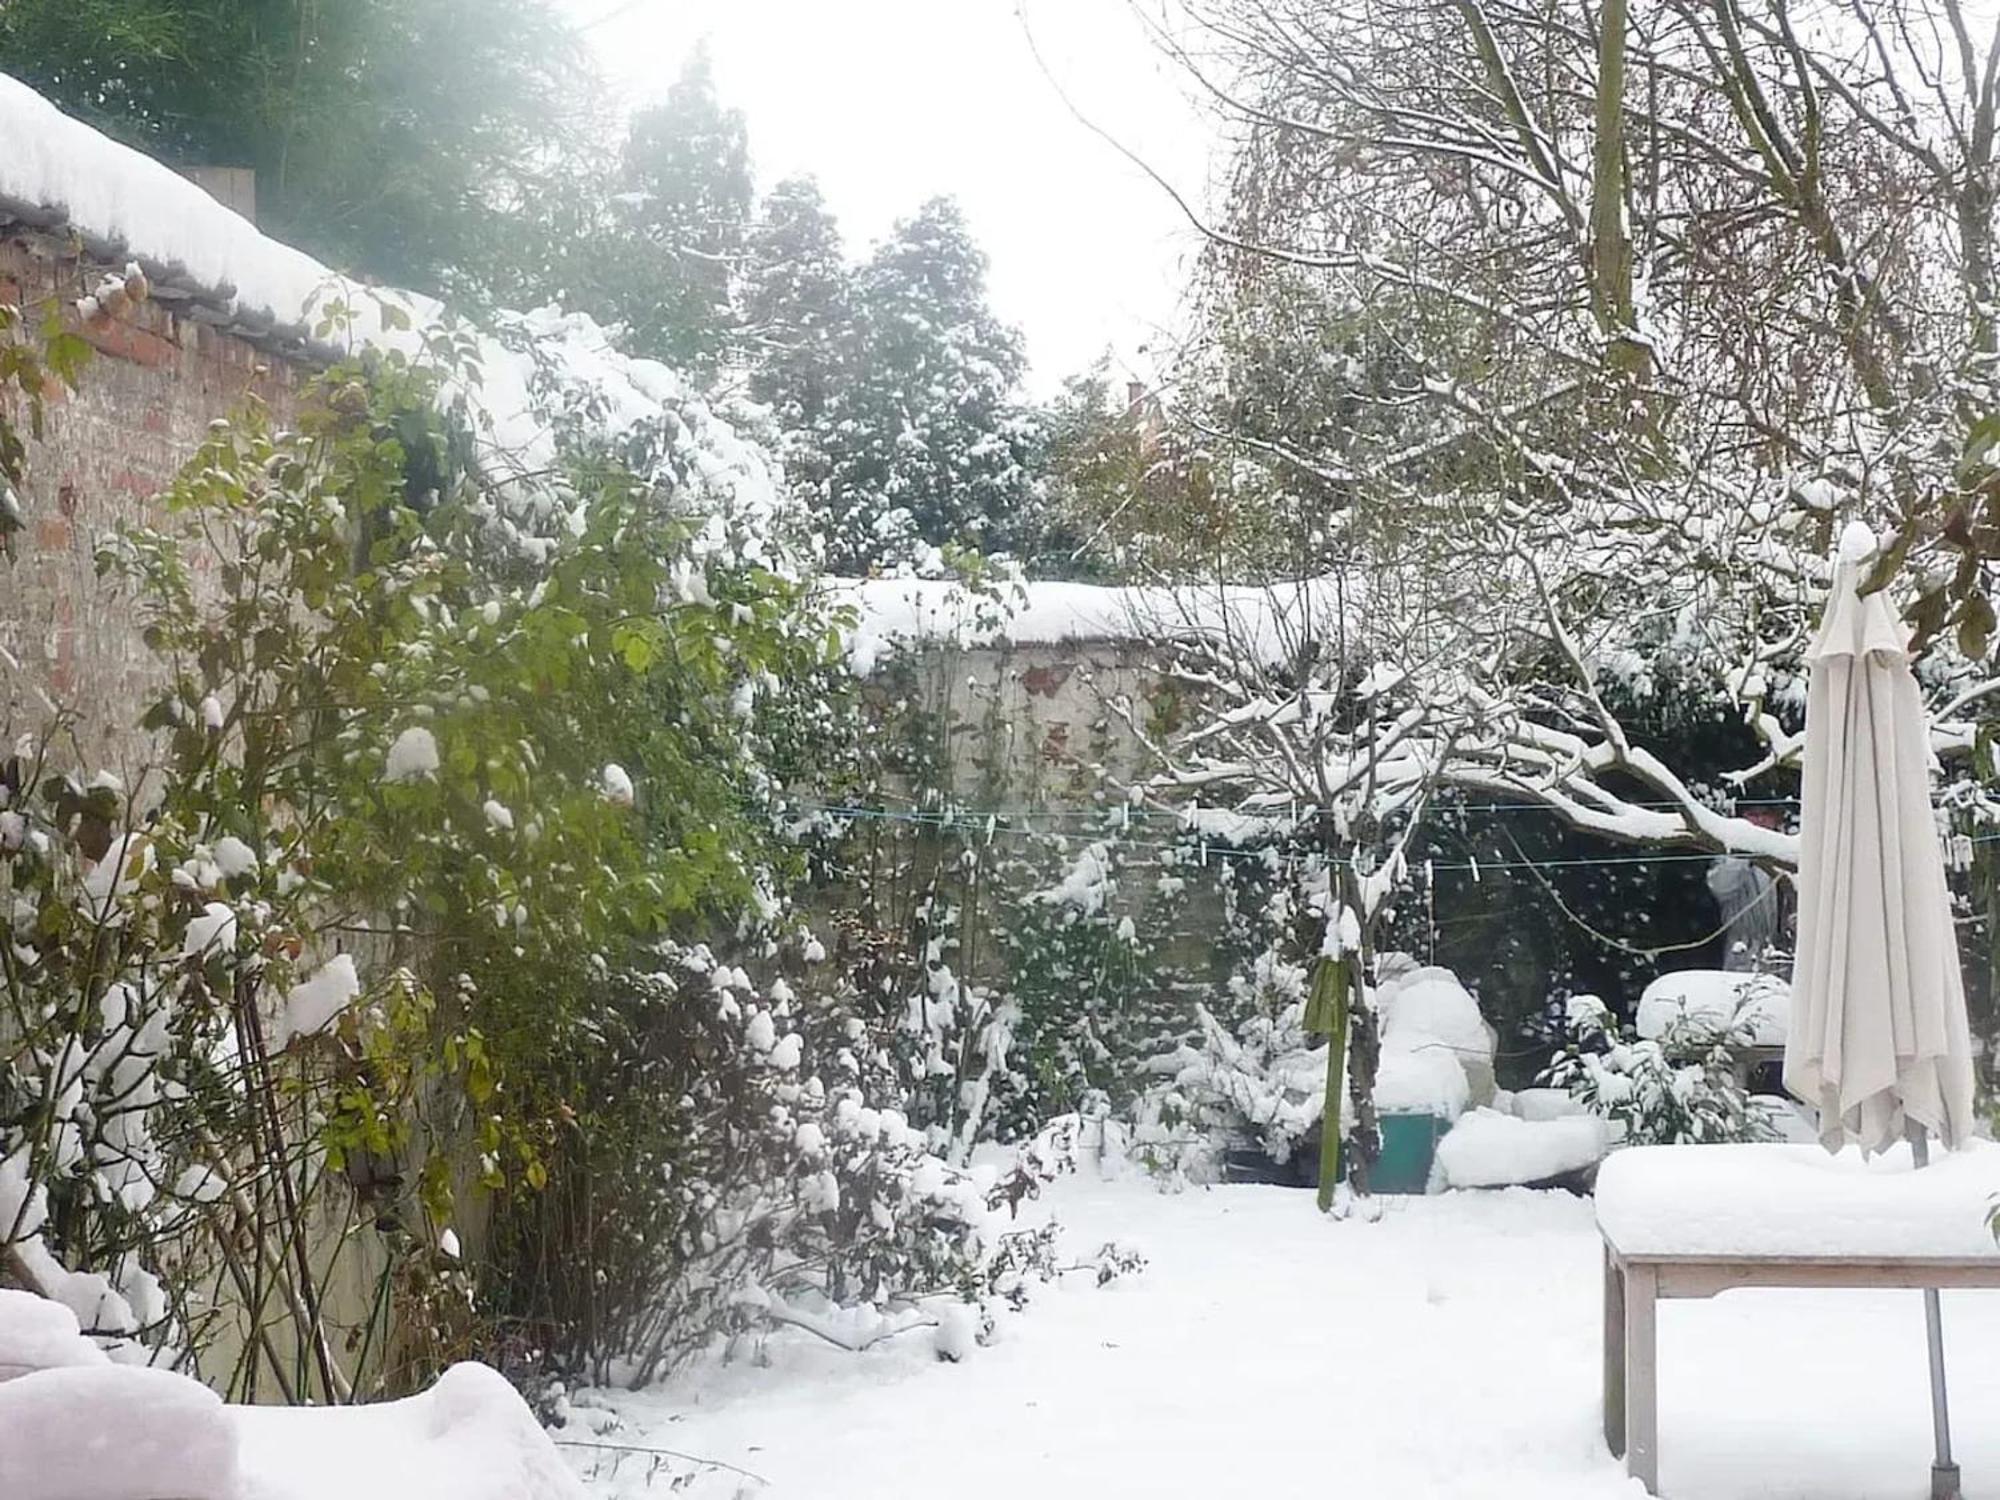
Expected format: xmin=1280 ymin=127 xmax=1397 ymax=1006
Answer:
xmin=572 ymin=1170 xmax=2000 ymax=1500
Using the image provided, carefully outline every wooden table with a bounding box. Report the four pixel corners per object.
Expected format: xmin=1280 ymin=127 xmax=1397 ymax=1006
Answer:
xmin=1601 ymin=1240 xmax=2000 ymax=1494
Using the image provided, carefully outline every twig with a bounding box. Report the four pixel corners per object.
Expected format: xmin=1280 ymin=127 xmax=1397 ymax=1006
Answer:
xmin=552 ymin=1437 xmax=769 ymax=1487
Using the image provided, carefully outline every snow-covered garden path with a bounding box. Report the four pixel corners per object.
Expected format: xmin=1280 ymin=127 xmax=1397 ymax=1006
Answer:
xmin=574 ymin=1174 xmax=2000 ymax=1499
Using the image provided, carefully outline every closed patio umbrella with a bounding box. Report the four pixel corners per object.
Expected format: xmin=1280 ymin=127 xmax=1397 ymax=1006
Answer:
xmin=1784 ymin=519 xmax=1979 ymax=1499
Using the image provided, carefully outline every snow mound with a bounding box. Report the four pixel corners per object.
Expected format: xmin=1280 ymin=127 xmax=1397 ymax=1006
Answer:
xmin=384 ymin=726 xmax=441 ymax=784
xmin=0 ymin=1364 xmax=236 ymax=1500
xmin=0 ymin=1289 xmax=107 ymax=1381
xmin=1510 ymin=1087 xmax=1591 ymax=1123
xmin=1374 ymin=1047 xmax=1470 ymax=1119
xmin=1596 ymin=1140 xmax=2000 ymax=1259
xmin=1434 ymin=1108 xmax=1610 ymax=1189
xmin=1378 ymin=967 xmax=1492 ymax=1063
xmin=1370 ymin=964 xmax=1493 ymax=1118
xmin=1634 ymin=969 xmax=1789 ymax=1046
xmin=232 ymin=1361 xmax=584 ymax=1500
xmin=273 ymin=953 xmax=362 ymax=1046
xmin=0 ymin=1311 xmax=574 ymax=1500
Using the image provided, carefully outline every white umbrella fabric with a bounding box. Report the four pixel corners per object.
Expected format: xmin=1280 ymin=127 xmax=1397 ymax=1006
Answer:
xmin=1784 ymin=519 xmax=1979 ymax=1499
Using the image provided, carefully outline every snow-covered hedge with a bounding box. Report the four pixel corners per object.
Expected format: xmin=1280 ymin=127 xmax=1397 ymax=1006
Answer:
xmin=496 ymin=955 xmax=1115 ymax=1387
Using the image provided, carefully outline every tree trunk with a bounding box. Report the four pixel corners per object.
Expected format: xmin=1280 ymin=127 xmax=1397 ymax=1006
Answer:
xmin=1309 ymin=956 xmax=1349 ymax=1212
xmin=1590 ymin=0 xmax=1648 ymax=381
xmin=1337 ymin=868 xmax=1383 ymax=1198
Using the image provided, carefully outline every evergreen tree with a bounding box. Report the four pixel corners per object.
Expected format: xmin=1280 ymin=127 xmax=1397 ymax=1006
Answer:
xmin=1034 ymin=366 xmax=1217 ymax=578
xmin=743 ymin=177 xmax=853 ymax=427
xmin=817 ymin=198 xmax=1039 ymax=572
xmin=606 ymin=48 xmax=754 ymax=372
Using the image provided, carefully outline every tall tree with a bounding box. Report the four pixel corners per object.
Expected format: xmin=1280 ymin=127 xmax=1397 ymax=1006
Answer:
xmin=1145 ymin=0 xmax=2000 ymax=853
xmin=1036 ymin=367 xmax=1215 ymax=578
xmin=742 ymin=176 xmax=852 ymax=427
xmin=0 ymin=0 xmax=597 ymax=303
xmin=816 ymin=197 xmax=1039 ymax=572
xmin=606 ymin=48 xmax=754 ymax=372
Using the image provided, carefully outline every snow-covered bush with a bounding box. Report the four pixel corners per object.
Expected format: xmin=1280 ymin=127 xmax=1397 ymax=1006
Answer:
xmin=0 ymin=299 xmax=88 ymax=561
xmin=489 ymin=955 xmax=1112 ymax=1386
xmin=1542 ymin=996 xmax=1776 ymax=1146
xmin=3 ymin=340 xmax=840 ymax=1395
xmin=987 ymin=839 xmax=1189 ymax=1138
xmin=788 ymin=633 xmax=1213 ymax=1162
xmin=1132 ymin=951 xmax=1327 ymax=1183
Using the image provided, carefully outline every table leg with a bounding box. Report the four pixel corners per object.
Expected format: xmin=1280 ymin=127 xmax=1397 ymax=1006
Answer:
xmin=1604 ymin=1246 xmax=1626 ymax=1458
xmin=1624 ymin=1263 xmax=1659 ymax=1494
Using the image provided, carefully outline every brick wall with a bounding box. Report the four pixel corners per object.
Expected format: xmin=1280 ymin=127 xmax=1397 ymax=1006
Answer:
xmin=2 ymin=234 xmax=308 ymax=777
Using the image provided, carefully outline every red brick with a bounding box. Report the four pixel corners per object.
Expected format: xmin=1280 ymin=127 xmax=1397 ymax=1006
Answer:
xmin=2 ymin=236 xmax=308 ymax=762
xmin=80 ymin=314 xmax=178 ymax=369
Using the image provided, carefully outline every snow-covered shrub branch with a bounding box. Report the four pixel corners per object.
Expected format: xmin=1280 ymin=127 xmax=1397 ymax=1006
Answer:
xmin=485 ymin=955 xmax=1124 ymax=1387
xmin=0 ymin=294 xmax=90 ymax=558
xmin=1543 ymin=995 xmax=1775 ymax=1147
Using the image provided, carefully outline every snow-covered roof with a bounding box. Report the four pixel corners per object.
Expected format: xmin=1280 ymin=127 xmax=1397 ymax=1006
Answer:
xmin=0 ymin=72 xmax=789 ymax=555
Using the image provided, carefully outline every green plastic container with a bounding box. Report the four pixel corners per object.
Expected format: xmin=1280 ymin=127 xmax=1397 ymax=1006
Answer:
xmin=1367 ymin=1111 xmax=1447 ymax=1194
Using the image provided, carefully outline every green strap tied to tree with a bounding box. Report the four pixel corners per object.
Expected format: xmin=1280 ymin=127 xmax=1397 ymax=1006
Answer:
xmin=1304 ymin=954 xmax=1350 ymax=1212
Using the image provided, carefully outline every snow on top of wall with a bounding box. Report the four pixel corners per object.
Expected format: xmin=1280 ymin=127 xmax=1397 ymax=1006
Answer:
xmin=0 ymin=74 xmax=338 ymax=330
xmin=0 ymin=73 xmax=791 ymax=560
xmin=835 ymin=574 xmax=1363 ymax=673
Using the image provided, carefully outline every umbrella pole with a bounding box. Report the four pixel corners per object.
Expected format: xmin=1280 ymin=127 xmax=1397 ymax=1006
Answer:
xmin=1910 ymin=1126 xmax=1961 ymax=1500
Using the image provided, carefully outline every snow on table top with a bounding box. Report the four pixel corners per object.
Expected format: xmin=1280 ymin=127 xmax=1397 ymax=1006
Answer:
xmin=1634 ymin=969 xmax=1789 ymax=1046
xmin=1595 ymin=1140 xmax=2000 ymax=1260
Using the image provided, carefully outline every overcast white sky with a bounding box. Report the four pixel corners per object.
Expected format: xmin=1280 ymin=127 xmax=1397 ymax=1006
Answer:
xmin=558 ymin=0 xmax=1215 ymax=393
